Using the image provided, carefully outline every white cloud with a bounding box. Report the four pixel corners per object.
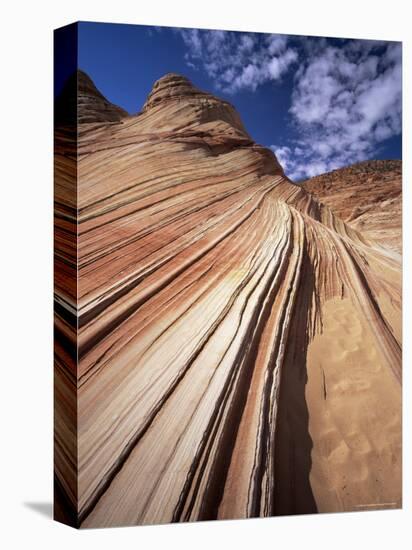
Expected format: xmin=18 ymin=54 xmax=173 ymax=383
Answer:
xmin=270 ymin=145 xmax=330 ymax=181
xmin=271 ymin=145 xmax=292 ymax=171
xmin=177 ymin=29 xmax=298 ymax=93
xmin=284 ymin=40 xmax=402 ymax=180
xmin=182 ymin=28 xmax=202 ymax=57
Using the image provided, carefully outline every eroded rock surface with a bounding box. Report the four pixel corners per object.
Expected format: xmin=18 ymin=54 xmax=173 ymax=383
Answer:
xmin=303 ymin=160 xmax=402 ymax=252
xmin=54 ymin=72 xmax=402 ymax=527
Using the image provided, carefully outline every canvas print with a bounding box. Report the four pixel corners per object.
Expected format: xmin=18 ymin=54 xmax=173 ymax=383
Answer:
xmin=54 ymin=22 xmax=402 ymax=528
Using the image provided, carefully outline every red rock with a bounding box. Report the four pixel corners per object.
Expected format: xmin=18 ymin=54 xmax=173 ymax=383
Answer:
xmin=303 ymin=160 xmax=402 ymax=252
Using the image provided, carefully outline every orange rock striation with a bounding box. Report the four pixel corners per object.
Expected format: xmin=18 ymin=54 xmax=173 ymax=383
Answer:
xmin=54 ymin=71 xmax=402 ymax=528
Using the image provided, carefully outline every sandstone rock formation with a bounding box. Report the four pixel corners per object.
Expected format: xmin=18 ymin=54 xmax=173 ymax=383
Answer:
xmin=54 ymin=71 xmax=402 ymax=528
xmin=303 ymin=160 xmax=402 ymax=253
xmin=55 ymin=69 xmax=128 ymax=125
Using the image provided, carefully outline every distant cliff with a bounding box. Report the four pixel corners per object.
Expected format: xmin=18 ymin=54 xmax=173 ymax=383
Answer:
xmin=303 ymin=160 xmax=402 ymax=252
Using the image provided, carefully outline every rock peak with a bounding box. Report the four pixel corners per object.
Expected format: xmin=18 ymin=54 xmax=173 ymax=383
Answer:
xmin=155 ymin=72 xmax=192 ymax=84
xmin=76 ymin=69 xmax=104 ymax=96
xmin=55 ymin=69 xmax=128 ymax=125
xmin=141 ymin=72 xmax=253 ymax=141
xmin=143 ymin=72 xmax=208 ymax=112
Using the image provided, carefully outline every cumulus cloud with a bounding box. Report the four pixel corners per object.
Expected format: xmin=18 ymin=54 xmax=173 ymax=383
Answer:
xmin=271 ymin=145 xmax=293 ymax=171
xmin=177 ymin=29 xmax=298 ymax=93
xmin=283 ymin=40 xmax=402 ymax=180
xmin=270 ymin=144 xmax=328 ymax=180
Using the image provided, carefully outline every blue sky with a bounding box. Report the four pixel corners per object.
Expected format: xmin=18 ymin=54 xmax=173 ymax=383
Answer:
xmin=72 ymin=22 xmax=401 ymax=180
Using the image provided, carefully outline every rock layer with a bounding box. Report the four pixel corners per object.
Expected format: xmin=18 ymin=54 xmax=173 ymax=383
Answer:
xmin=54 ymin=71 xmax=402 ymax=528
xmin=303 ymin=160 xmax=402 ymax=252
